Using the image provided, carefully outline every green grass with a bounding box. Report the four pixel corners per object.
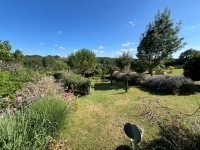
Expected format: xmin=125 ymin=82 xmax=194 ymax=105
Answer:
xmin=168 ymin=68 xmax=183 ymax=76
xmin=60 ymin=80 xmax=200 ymax=149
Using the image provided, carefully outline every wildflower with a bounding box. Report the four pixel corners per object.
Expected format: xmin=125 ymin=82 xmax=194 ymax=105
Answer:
xmin=32 ymin=78 xmax=34 ymax=80
xmin=8 ymin=109 xmax=13 ymax=114
xmin=0 ymin=114 xmax=3 ymax=119
xmin=41 ymin=94 xmax=45 ymax=97
xmin=16 ymin=92 xmax=22 ymax=95
xmin=17 ymin=96 xmax=23 ymax=103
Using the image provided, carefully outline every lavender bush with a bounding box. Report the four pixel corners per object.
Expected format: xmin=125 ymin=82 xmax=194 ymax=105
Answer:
xmin=143 ymin=75 xmax=193 ymax=94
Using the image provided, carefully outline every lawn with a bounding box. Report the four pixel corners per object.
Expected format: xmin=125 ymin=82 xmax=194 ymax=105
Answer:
xmin=60 ymin=78 xmax=200 ymax=149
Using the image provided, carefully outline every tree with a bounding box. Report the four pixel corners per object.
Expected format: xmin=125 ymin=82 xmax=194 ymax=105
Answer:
xmin=183 ymin=51 xmax=200 ymax=81
xmin=115 ymin=51 xmax=133 ymax=71
xmin=0 ymin=40 xmax=24 ymax=63
xmin=136 ymin=7 xmax=186 ymax=76
xmin=0 ymin=40 xmax=12 ymax=61
xmin=12 ymin=49 xmax=24 ymax=63
xmin=179 ymin=49 xmax=198 ymax=64
xmin=131 ymin=59 xmax=148 ymax=74
xmin=67 ymin=48 xmax=97 ymax=76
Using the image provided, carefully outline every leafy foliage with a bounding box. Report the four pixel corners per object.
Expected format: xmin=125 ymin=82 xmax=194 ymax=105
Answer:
xmin=179 ymin=49 xmax=198 ymax=64
xmin=62 ymin=71 xmax=92 ymax=95
xmin=0 ymin=62 xmax=36 ymax=100
xmin=184 ymin=51 xmax=200 ymax=81
xmin=136 ymin=7 xmax=186 ymax=75
xmin=0 ymin=40 xmax=24 ymax=63
xmin=143 ymin=75 xmax=193 ymax=94
xmin=131 ymin=59 xmax=148 ymax=73
xmin=0 ymin=97 xmax=70 ymax=150
xmin=115 ymin=51 xmax=133 ymax=71
xmin=67 ymin=48 xmax=97 ymax=76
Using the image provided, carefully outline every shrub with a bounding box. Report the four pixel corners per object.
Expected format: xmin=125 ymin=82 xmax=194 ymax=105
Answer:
xmin=62 ymin=72 xmax=92 ymax=95
xmin=136 ymin=97 xmax=200 ymax=150
xmin=0 ymin=62 xmax=36 ymax=100
xmin=168 ymin=66 xmax=175 ymax=74
xmin=129 ymin=73 xmax=147 ymax=84
xmin=184 ymin=51 xmax=200 ymax=81
xmin=1 ymin=75 xmax=74 ymax=113
xmin=143 ymin=75 xmax=193 ymax=94
xmin=0 ymin=96 xmax=70 ymax=150
xmin=154 ymin=68 xmax=165 ymax=75
xmin=130 ymin=60 xmax=148 ymax=73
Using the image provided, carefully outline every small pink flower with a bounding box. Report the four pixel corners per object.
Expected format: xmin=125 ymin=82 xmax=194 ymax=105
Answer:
xmin=41 ymin=94 xmax=45 ymax=97
xmin=1 ymin=97 xmax=5 ymax=101
xmin=17 ymin=96 xmax=23 ymax=103
xmin=32 ymin=78 xmax=34 ymax=80
xmin=16 ymin=92 xmax=22 ymax=95
xmin=8 ymin=109 xmax=13 ymax=114
xmin=53 ymin=79 xmax=56 ymax=83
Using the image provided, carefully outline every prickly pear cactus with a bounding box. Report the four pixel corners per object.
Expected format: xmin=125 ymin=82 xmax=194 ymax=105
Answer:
xmin=124 ymin=122 xmax=144 ymax=150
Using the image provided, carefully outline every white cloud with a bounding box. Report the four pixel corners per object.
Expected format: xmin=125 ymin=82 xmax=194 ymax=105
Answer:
xmin=121 ymin=42 xmax=135 ymax=46
xmin=39 ymin=42 xmax=44 ymax=45
xmin=120 ymin=49 xmax=128 ymax=51
xmin=129 ymin=48 xmax=136 ymax=51
xmin=99 ymin=51 xmax=105 ymax=53
xmin=98 ymin=46 xmax=105 ymax=49
xmin=54 ymin=45 xmax=58 ymax=46
xmin=191 ymin=26 xmax=194 ymax=28
xmin=59 ymin=46 xmax=65 ymax=50
xmin=93 ymin=50 xmax=98 ymax=53
xmin=58 ymin=31 xmax=62 ymax=34
xmin=74 ymin=49 xmax=78 ymax=52
xmin=115 ymin=51 xmax=122 ymax=55
xmin=129 ymin=21 xmax=135 ymax=26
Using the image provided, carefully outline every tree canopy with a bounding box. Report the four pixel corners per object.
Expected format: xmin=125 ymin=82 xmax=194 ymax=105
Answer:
xmin=136 ymin=7 xmax=186 ymax=75
xmin=0 ymin=40 xmax=24 ymax=63
xmin=115 ymin=51 xmax=133 ymax=71
xmin=67 ymin=48 xmax=97 ymax=76
xmin=183 ymin=51 xmax=200 ymax=81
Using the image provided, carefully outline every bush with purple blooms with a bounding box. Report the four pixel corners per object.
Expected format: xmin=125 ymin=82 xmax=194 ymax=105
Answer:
xmin=143 ymin=75 xmax=193 ymax=94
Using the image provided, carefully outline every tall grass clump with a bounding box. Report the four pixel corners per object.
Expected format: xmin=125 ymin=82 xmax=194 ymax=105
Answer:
xmin=0 ymin=97 xmax=70 ymax=150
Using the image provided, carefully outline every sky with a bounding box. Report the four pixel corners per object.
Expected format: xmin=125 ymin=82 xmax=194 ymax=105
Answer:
xmin=0 ymin=0 xmax=200 ymax=58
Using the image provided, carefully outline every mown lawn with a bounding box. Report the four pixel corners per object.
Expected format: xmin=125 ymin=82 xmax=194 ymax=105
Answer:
xmin=60 ymin=78 xmax=200 ymax=150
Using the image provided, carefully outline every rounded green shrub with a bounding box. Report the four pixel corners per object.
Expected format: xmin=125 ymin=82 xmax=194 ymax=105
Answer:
xmin=184 ymin=51 xmax=200 ymax=81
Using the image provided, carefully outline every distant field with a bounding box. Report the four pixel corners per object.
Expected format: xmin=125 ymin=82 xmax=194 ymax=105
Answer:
xmin=61 ymin=79 xmax=200 ymax=149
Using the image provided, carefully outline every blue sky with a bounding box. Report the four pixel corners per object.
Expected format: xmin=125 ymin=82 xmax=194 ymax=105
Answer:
xmin=1 ymin=0 xmax=200 ymax=58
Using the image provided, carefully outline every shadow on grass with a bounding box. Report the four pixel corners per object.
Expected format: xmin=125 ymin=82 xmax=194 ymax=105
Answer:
xmin=137 ymin=84 xmax=200 ymax=96
xmin=94 ymin=81 xmax=125 ymax=91
xmin=141 ymin=139 xmax=169 ymax=150
xmin=115 ymin=145 xmax=132 ymax=150
xmin=137 ymin=85 xmax=170 ymax=96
